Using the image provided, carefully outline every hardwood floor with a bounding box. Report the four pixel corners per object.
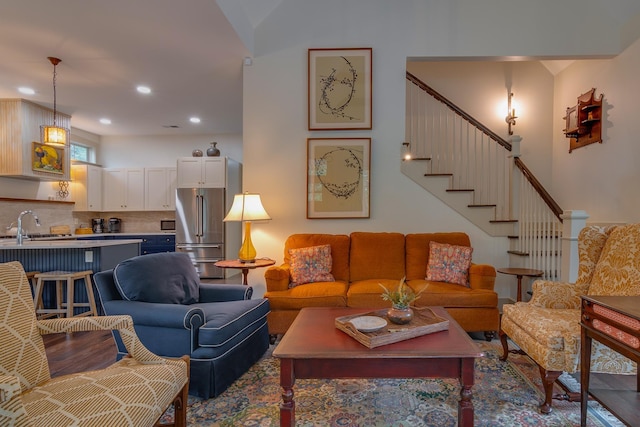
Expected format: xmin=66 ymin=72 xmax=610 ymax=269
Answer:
xmin=44 ymin=330 xmax=117 ymax=377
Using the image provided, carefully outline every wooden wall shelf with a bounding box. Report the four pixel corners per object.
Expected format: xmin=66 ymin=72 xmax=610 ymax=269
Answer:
xmin=563 ymin=88 xmax=603 ymax=153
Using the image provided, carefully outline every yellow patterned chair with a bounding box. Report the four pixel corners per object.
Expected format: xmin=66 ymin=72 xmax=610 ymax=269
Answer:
xmin=499 ymin=224 xmax=640 ymax=414
xmin=0 ymin=261 xmax=189 ymax=427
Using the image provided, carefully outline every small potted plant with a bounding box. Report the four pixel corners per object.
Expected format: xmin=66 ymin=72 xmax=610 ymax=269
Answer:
xmin=378 ymin=277 xmax=422 ymax=324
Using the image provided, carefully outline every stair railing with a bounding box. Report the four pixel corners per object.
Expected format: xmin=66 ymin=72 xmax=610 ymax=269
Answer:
xmin=406 ymin=72 xmax=562 ymax=279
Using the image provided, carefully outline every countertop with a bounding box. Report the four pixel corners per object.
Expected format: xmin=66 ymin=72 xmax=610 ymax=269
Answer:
xmin=0 ymin=239 xmax=143 ymax=250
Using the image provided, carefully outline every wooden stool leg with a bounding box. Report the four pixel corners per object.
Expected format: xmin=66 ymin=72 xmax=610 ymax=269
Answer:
xmin=83 ymin=273 xmax=97 ymax=316
xmin=33 ymin=278 xmax=45 ymax=312
xmin=66 ymin=277 xmax=74 ymax=318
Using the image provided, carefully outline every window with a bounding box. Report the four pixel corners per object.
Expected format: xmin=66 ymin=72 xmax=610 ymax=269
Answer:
xmin=70 ymin=143 xmax=90 ymax=162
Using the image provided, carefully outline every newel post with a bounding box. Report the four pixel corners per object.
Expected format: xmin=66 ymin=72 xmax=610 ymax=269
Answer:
xmin=560 ymin=210 xmax=589 ymax=282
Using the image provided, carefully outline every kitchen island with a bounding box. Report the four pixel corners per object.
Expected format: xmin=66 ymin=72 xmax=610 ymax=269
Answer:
xmin=0 ymin=239 xmax=141 ymax=315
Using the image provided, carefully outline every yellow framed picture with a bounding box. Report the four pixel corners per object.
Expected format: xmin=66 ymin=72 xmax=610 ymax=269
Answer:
xmin=32 ymin=142 xmax=64 ymax=175
xmin=307 ymin=138 xmax=370 ymax=218
xmin=308 ymin=48 xmax=372 ymax=130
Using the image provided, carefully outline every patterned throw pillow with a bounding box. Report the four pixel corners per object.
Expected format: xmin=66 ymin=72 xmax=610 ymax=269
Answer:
xmin=289 ymin=244 xmax=335 ymax=288
xmin=426 ymin=241 xmax=473 ymax=287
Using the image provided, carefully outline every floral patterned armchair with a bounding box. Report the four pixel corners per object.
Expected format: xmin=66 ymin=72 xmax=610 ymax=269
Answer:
xmin=0 ymin=261 xmax=189 ymax=426
xmin=499 ymin=224 xmax=640 ymax=414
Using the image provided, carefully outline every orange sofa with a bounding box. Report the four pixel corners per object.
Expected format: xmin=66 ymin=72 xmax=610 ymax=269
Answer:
xmin=264 ymin=232 xmax=499 ymax=339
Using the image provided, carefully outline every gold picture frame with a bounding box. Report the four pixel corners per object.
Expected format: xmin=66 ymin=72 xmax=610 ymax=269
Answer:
xmin=32 ymin=141 xmax=64 ymax=175
xmin=307 ymin=138 xmax=370 ymax=219
xmin=308 ymin=48 xmax=372 ymax=130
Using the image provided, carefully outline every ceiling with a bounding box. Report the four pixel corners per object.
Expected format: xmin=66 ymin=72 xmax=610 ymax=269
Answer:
xmin=0 ymin=0 xmax=258 ymax=136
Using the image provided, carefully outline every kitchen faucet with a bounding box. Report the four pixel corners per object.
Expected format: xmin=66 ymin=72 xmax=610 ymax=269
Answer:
xmin=17 ymin=210 xmax=40 ymax=245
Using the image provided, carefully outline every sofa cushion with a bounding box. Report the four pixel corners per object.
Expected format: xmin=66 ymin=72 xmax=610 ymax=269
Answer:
xmin=113 ymin=252 xmax=199 ymax=304
xmin=408 ymin=280 xmax=497 ymax=307
xmin=588 ymin=223 xmax=640 ymax=296
xmin=426 ymin=241 xmax=472 ymax=287
xmin=289 ymin=244 xmax=335 ymax=287
xmin=349 ymin=232 xmax=405 ymax=281
xmin=284 ymin=234 xmax=350 ymax=282
xmin=405 ymin=233 xmax=471 ymax=281
xmin=265 ymin=281 xmax=348 ymax=310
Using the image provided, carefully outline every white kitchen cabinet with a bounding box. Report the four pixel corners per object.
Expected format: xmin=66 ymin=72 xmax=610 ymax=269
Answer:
xmin=102 ymin=168 xmax=145 ymax=211
xmin=176 ymin=157 xmax=226 ymax=188
xmin=145 ymin=167 xmax=177 ymax=210
xmin=70 ymin=164 xmax=102 ymax=211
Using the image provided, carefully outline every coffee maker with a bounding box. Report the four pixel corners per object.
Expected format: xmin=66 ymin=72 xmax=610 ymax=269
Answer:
xmin=91 ymin=218 xmax=104 ymax=233
xmin=108 ymin=218 xmax=122 ymax=233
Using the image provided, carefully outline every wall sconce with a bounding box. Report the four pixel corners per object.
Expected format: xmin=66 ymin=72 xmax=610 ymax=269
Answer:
xmin=223 ymin=192 xmax=271 ymax=263
xmin=41 ymin=57 xmax=69 ymax=146
xmin=401 ymin=142 xmax=412 ymax=160
xmin=505 ymin=91 xmax=518 ymax=135
xmin=57 ymin=180 xmax=69 ymax=199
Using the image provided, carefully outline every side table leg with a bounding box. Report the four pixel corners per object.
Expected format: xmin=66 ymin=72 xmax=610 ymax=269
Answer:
xmin=458 ymin=358 xmax=475 ymax=427
xmin=242 ymin=268 xmax=249 ymax=285
xmin=516 ymin=275 xmax=523 ymax=302
xmin=280 ymin=358 xmax=295 ymax=427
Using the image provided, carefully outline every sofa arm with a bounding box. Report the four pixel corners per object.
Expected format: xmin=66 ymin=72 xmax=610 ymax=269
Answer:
xmin=265 ymin=265 xmax=291 ymax=292
xmin=468 ymin=263 xmax=496 ymax=290
xmin=527 ymin=280 xmax=589 ymax=309
xmin=199 ymin=283 xmax=252 ymax=302
xmin=100 ymin=300 xmax=206 ymax=330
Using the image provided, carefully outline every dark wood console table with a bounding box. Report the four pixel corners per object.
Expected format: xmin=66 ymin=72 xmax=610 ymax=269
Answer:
xmin=580 ymin=296 xmax=640 ymax=427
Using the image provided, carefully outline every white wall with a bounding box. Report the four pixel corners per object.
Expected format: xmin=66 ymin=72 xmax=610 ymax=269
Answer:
xmin=240 ymin=0 xmax=640 ymax=296
xmin=99 ymin=134 xmax=243 ymax=167
xmin=552 ymin=38 xmax=640 ymax=224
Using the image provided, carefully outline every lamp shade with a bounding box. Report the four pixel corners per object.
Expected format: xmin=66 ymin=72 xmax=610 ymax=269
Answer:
xmin=42 ymin=125 xmax=68 ymax=146
xmin=223 ymin=193 xmax=271 ymax=222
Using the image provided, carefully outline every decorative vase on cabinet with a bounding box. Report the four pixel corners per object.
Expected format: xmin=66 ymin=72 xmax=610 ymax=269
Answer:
xmin=207 ymin=142 xmax=220 ymax=157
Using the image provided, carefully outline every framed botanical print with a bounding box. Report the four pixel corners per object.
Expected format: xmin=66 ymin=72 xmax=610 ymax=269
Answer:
xmin=32 ymin=142 xmax=64 ymax=175
xmin=308 ymin=48 xmax=372 ymax=130
xmin=307 ymin=138 xmax=370 ymax=218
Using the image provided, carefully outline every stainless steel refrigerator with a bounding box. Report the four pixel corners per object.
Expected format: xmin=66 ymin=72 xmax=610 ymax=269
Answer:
xmin=175 ymin=188 xmax=227 ymax=278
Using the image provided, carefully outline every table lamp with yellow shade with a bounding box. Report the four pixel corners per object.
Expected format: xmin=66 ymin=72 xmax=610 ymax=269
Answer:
xmin=223 ymin=193 xmax=271 ymax=263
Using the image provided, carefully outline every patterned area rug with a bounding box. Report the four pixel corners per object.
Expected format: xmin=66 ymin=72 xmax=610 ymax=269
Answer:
xmin=167 ymin=340 xmax=624 ymax=426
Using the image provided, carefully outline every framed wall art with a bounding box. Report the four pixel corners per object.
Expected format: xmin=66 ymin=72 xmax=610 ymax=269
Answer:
xmin=308 ymin=48 xmax=372 ymax=130
xmin=32 ymin=142 xmax=64 ymax=175
xmin=307 ymin=138 xmax=370 ymax=219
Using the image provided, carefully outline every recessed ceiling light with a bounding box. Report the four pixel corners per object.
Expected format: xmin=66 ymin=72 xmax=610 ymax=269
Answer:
xmin=18 ymin=87 xmax=35 ymax=95
xmin=189 ymin=117 xmax=201 ymax=124
xmin=99 ymin=118 xmax=112 ymax=125
xmin=136 ymin=85 xmax=151 ymax=94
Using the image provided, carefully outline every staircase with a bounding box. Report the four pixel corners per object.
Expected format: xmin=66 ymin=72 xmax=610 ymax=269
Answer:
xmin=405 ymin=72 xmax=563 ymax=280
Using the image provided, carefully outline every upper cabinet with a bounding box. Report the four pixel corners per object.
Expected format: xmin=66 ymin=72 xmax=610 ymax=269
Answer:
xmin=145 ymin=167 xmax=177 ymax=211
xmin=0 ymin=99 xmax=71 ymax=181
xmin=176 ymin=157 xmax=226 ymax=188
xmin=563 ymin=88 xmax=603 ymax=153
xmin=102 ymin=168 xmax=145 ymax=211
xmin=71 ymin=163 xmax=102 ymax=211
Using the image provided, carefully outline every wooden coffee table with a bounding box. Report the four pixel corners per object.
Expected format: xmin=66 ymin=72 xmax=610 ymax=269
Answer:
xmin=273 ymin=307 xmax=483 ymax=427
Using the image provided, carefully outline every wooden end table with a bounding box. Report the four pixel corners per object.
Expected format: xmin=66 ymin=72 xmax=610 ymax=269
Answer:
xmin=273 ymin=307 xmax=483 ymax=427
xmin=214 ymin=258 xmax=275 ymax=285
xmin=497 ymin=267 xmax=544 ymax=302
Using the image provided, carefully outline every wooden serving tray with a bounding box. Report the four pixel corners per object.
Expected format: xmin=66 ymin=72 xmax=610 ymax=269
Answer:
xmin=335 ymin=307 xmax=449 ymax=348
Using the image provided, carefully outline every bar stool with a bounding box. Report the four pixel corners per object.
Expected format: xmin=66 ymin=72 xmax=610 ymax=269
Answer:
xmin=33 ymin=270 xmax=97 ymax=318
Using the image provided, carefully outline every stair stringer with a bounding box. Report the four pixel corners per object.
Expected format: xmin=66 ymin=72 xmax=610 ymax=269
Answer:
xmin=401 ymin=160 xmax=516 ymax=237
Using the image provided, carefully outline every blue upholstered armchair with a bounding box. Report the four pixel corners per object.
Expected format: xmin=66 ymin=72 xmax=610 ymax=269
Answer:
xmin=93 ymin=252 xmax=270 ymax=399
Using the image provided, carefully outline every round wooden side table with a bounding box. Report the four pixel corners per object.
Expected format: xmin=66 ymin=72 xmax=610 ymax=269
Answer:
xmin=497 ymin=268 xmax=544 ymax=302
xmin=214 ymin=258 xmax=275 ymax=285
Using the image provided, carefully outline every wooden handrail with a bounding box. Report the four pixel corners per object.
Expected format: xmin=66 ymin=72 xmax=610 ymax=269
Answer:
xmin=514 ymin=157 xmax=563 ymax=222
xmin=406 ymin=71 xmax=511 ymax=151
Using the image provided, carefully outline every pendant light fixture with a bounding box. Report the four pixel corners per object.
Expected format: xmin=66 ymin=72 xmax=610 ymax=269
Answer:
xmin=41 ymin=56 xmax=69 ymax=146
